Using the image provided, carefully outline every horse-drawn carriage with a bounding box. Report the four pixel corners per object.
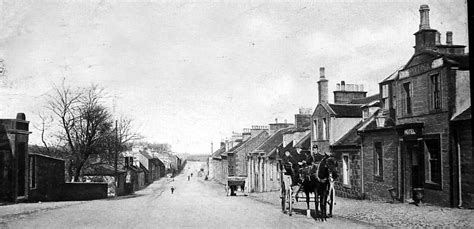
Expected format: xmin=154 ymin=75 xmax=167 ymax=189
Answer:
xmin=279 ymin=155 xmax=337 ymax=220
xmin=225 ymin=176 xmax=246 ymax=196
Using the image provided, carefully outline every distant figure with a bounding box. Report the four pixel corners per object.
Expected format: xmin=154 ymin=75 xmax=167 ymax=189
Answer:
xmin=191 ymin=173 xmax=193 ymax=177
xmin=171 ymin=186 xmax=175 ymax=194
xmin=188 ymin=175 xmax=190 ymax=181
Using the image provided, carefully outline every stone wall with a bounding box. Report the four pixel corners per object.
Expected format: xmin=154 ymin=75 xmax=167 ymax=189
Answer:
xmin=60 ymin=182 xmax=108 ymax=201
xmin=333 ymin=150 xmax=364 ymax=199
xmin=362 ymin=129 xmax=399 ymax=202
xmin=28 ymin=154 xmax=65 ymax=201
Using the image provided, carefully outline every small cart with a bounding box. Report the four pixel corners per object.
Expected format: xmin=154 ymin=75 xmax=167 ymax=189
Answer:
xmin=226 ymin=176 xmax=246 ymax=196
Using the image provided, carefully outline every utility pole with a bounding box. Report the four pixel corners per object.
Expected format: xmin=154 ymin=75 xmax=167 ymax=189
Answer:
xmin=114 ymin=120 xmax=118 ymax=197
xmin=114 ymin=119 xmax=118 ymax=173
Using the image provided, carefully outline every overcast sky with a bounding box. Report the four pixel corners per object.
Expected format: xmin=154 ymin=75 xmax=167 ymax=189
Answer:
xmin=0 ymin=0 xmax=468 ymax=154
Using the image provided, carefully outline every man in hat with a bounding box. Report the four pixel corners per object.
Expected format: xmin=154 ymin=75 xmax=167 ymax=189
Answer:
xmin=312 ymin=145 xmax=327 ymax=163
xmin=282 ymin=150 xmax=298 ymax=186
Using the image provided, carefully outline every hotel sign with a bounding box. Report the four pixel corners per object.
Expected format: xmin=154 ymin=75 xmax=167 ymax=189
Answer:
xmin=431 ymin=58 xmax=444 ymax=68
xmin=404 ymin=129 xmax=416 ymax=135
xmin=399 ymin=62 xmax=431 ymax=79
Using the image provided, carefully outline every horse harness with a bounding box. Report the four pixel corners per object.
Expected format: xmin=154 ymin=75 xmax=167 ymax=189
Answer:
xmin=299 ymin=157 xmax=329 ymax=184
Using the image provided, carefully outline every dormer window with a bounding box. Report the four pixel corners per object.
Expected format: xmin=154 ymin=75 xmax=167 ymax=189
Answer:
xmin=381 ymin=84 xmax=389 ymax=110
xmin=362 ymin=108 xmax=370 ymax=120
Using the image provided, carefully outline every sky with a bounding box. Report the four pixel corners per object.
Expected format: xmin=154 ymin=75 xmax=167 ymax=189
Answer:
xmin=0 ymin=0 xmax=468 ymax=154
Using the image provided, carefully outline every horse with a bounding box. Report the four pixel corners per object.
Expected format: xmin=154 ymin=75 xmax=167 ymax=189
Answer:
xmin=299 ymin=155 xmax=338 ymax=221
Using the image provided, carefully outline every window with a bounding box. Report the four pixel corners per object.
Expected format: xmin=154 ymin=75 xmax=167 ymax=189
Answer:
xmin=29 ymin=156 xmax=36 ymax=189
xmin=322 ymin=118 xmax=327 ymax=140
xmin=270 ymin=162 xmax=273 ymax=180
xmin=382 ymin=84 xmax=389 ymax=110
xmin=402 ymin=82 xmax=412 ymax=114
xmin=362 ymin=108 xmax=369 ymax=120
xmin=342 ymin=155 xmax=350 ymax=186
xmin=430 ymin=74 xmax=441 ymax=110
xmin=424 ymin=139 xmax=441 ymax=185
xmin=313 ymin=120 xmax=318 ymax=140
xmin=374 ymin=142 xmax=383 ymax=178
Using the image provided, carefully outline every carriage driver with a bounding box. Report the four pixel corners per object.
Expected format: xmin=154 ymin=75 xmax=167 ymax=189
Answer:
xmin=282 ymin=146 xmax=309 ymax=187
xmin=311 ymin=145 xmax=328 ymax=163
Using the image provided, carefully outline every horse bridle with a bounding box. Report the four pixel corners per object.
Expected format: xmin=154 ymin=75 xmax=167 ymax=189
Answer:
xmin=315 ymin=156 xmax=331 ymax=183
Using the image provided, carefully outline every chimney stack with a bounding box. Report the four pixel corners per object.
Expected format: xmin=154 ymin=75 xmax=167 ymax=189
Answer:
xmin=446 ymin=31 xmax=453 ymax=45
xmin=419 ymin=5 xmax=430 ymax=30
xmin=317 ymin=67 xmax=328 ymax=104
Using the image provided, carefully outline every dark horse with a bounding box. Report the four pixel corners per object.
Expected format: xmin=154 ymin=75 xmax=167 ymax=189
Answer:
xmin=299 ymin=155 xmax=338 ymax=220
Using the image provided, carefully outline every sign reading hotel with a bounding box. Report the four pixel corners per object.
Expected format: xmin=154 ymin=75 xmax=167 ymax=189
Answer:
xmin=404 ymin=129 xmax=416 ymax=135
xmin=399 ymin=58 xmax=443 ymax=79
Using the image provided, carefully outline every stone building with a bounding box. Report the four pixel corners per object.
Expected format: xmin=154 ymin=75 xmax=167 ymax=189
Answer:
xmin=27 ymin=153 xmax=65 ymax=201
xmin=311 ymin=67 xmax=376 ymax=156
xmin=392 ymin=5 xmax=469 ymax=207
xmin=0 ymin=113 xmax=30 ymax=202
xmin=247 ymin=126 xmax=290 ymax=193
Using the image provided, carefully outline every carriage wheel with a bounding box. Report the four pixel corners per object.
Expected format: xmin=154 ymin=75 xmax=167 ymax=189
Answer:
xmin=327 ymin=188 xmax=334 ymax=217
xmin=287 ymin=187 xmax=293 ymax=216
xmin=281 ymin=187 xmax=286 ymax=212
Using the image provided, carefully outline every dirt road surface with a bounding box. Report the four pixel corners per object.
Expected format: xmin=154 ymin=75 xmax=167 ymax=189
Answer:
xmin=2 ymin=161 xmax=372 ymax=229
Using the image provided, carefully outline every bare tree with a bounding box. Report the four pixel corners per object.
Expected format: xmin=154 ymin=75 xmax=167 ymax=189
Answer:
xmin=42 ymin=83 xmax=142 ymax=181
xmin=46 ymin=84 xmax=113 ymax=181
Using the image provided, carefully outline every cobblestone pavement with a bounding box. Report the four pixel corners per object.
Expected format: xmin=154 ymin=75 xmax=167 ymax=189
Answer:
xmin=1 ymin=162 xmax=371 ymax=229
xmin=247 ymin=190 xmax=474 ymax=228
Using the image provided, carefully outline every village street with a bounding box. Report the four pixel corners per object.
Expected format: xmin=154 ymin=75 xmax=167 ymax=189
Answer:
xmin=1 ymin=161 xmax=371 ymax=229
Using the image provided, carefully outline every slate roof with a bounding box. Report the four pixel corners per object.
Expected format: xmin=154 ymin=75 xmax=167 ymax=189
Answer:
xmin=332 ymin=121 xmax=364 ymax=148
xmin=380 ymin=65 xmax=405 ymax=83
xmin=139 ymin=151 xmax=153 ymax=160
xmin=294 ymin=132 xmax=310 ymax=150
xmin=226 ymin=139 xmax=248 ymax=155
xmin=211 ymin=146 xmax=225 ymax=160
xmin=451 ymin=107 xmax=471 ymax=121
xmin=349 ymin=94 xmax=380 ymax=105
xmin=252 ymin=128 xmax=290 ymax=158
xmin=327 ymin=104 xmax=363 ymax=118
xmin=232 ymin=131 xmax=269 ymax=156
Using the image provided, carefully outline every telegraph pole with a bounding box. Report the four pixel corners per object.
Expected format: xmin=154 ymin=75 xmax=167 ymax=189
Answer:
xmin=114 ymin=120 xmax=118 ymax=197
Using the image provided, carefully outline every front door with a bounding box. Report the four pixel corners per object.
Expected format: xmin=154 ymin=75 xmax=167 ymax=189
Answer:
xmin=407 ymin=141 xmax=424 ymax=197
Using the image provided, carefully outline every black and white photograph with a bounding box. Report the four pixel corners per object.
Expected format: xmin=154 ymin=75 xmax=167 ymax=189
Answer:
xmin=0 ymin=0 xmax=472 ymax=228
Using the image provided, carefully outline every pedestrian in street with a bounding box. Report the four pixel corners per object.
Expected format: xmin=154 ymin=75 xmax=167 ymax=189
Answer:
xmin=171 ymin=186 xmax=175 ymax=194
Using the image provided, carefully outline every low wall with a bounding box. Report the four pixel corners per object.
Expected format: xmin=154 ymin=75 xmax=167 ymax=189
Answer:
xmin=60 ymin=182 xmax=108 ymax=201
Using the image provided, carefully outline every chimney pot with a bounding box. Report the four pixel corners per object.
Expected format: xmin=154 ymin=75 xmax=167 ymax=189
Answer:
xmin=319 ymin=67 xmax=325 ymax=79
xmin=16 ymin=113 xmax=26 ymax=120
xmin=419 ymin=5 xmax=430 ymax=30
xmin=275 ymin=118 xmax=278 ymax=123
xmin=446 ymin=31 xmax=453 ymax=45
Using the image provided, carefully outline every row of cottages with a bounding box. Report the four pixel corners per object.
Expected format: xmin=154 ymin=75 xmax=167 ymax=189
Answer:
xmin=208 ymin=126 xmax=270 ymax=185
xmin=247 ymin=112 xmax=313 ymax=193
xmin=153 ymin=150 xmax=184 ymax=177
xmin=1 ymin=113 xmax=108 ymax=203
xmin=208 ymin=109 xmax=313 ymax=193
xmin=312 ymin=5 xmax=472 ymax=208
